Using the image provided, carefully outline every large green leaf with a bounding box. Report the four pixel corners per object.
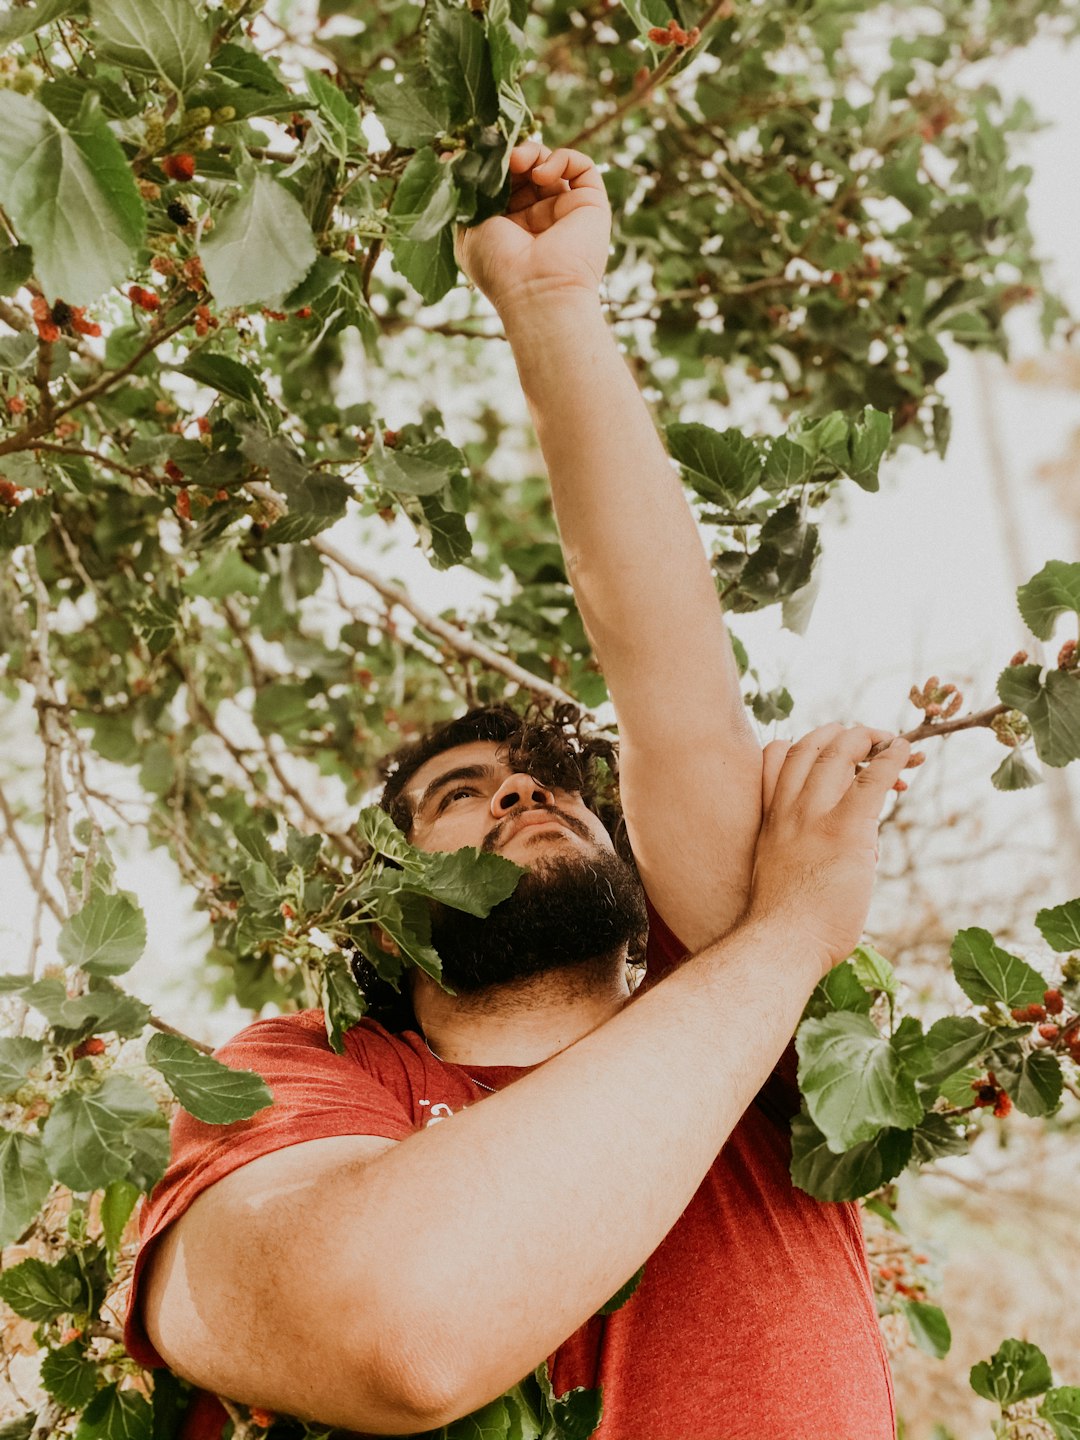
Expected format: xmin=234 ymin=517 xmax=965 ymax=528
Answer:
xmin=404 ymin=847 xmax=524 ymax=917
xmin=305 ymin=68 xmax=364 ymax=160
xmin=788 ymin=1112 xmax=913 ymax=1201
xmin=970 ymin=1339 xmax=1053 ymax=1406
xmin=427 ymin=1 xmax=499 ymax=126
xmin=91 ymin=0 xmax=210 ymax=92
xmin=665 ymin=424 xmax=761 ymax=505
xmin=0 ymin=1254 xmax=85 ymax=1321
xmin=998 ymin=664 xmax=1080 ymax=768
xmin=74 ymin=1383 xmax=153 ymax=1440
xmin=321 ymin=953 xmax=368 ymax=1054
xmin=1035 ymin=897 xmax=1080 ymax=952
xmin=949 ymin=928 xmax=1048 ymax=1008
xmin=367 ymin=68 xmax=450 ymax=147
xmin=180 ymin=352 xmax=272 ymax=414
xmin=42 ymin=1074 xmax=167 ymax=1192
xmin=100 ymin=1178 xmax=140 ymax=1272
xmin=57 ymin=893 xmax=147 ymax=977
xmin=40 ymin=1341 xmax=100 ymax=1410
xmin=0 ymin=0 xmax=76 ymax=45
xmin=201 ymin=171 xmax=318 ymax=308
xmin=0 ymin=1132 xmax=52 ymax=1246
xmin=795 ymin=1011 xmax=924 ymax=1151
xmin=918 ymin=1016 xmax=994 ymax=1085
xmin=0 ymin=1038 xmax=44 ymax=1098
xmin=367 ymin=435 xmax=465 ymax=498
xmin=1041 ymin=1388 xmax=1080 ymax=1440
xmin=900 ymin=1300 xmax=952 ymax=1358
xmin=388 ymin=148 xmax=460 ymax=304
xmin=1016 ymin=560 xmax=1080 ymax=640
xmin=843 ymin=406 xmax=892 ymax=490
xmin=0 ymin=91 xmax=145 ymax=303
xmin=991 ymin=1045 xmax=1063 ymax=1117
xmin=145 ymin=1032 xmax=272 ymax=1124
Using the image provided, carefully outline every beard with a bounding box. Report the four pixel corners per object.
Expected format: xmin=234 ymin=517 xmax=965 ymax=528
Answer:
xmin=428 ymin=833 xmax=648 ymax=996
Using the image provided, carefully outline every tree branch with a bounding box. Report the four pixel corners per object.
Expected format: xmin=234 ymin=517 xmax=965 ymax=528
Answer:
xmin=313 ymin=535 xmax=584 ymax=709
xmin=0 ymin=782 xmax=64 ymax=924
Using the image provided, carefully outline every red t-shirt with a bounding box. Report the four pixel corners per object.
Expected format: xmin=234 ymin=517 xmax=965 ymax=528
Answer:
xmin=124 ymin=907 xmax=895 ymax=1440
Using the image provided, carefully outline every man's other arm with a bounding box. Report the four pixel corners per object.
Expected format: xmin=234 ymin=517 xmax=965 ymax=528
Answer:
xmin=143 ymin=729 xmax=908 ymax=1434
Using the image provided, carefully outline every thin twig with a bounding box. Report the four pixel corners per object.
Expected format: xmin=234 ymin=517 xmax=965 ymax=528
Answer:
xmin=313 ymin=535 xmax=582 ymax=709
xmin=148 ymin=1012 xmax=214 ymax=1056
xmin=0 ymin=783 xmax=64 ymax=924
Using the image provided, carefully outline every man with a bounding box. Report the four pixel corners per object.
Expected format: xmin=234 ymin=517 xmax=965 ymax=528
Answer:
xmin=124 ymin=143 xmax=909 ymax=1438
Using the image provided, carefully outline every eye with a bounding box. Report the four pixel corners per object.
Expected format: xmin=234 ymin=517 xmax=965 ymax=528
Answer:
xmin=438 ymin=787 xmax=479 ymax=812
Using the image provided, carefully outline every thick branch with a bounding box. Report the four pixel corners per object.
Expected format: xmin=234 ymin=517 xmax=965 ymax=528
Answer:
xmin=313 ymin=536 xmax=583 ymax=709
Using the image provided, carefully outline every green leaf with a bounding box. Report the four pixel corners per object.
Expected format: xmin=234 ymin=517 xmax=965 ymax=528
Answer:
xmin=74 ymin=1382 xmax=153 ymax=1440
xmin=764 ymin=435 xmax=814 ymax=488
xmin=427 ymin=2 xmax=499 ymax=126
xmin=0 ymin=1414 xmax=35 ymax=1440
xmin=145 ymin=1032 xmax=273 ymax=1124
xmin=950 ymin=927 xmax=1048 ymax=1008
xmin=182 ymin=548 xmax=263 ymax=599
xmin=0 ymin=496 xmax=51 ymax=551
xmin=970 ymin=1339 xmax=1053 ymax=1406
xmin=388 ymin=148 xmax=460 ymax=304
xmin=1035 ymin=897 xmax=1080 ymax=952
xmin=796 ymin=1011 xmax=924 ymax=1151
xmin=844 ymin=406 xmax=892 ymax=490
xmin=201 ymin=171 xmax=317 ymax=308
xmin=789 ymin=1112 xmax=913 ymax=1202
xmin=919 ymin=1016 xmax=994 ymax=1085
xmin=666 ymin=424 xmax=760 ymax=505
xmin=100 ymin=1178 xmax=140 ymax=1273
xmin=306 ymin=68 xmax=364 ymax=159
xmin=850 ymin=943 xmax=898 ymax=1005
xmin=355 ymin=806 xmax=418 ymax=864
xmin=991 ymin=1046 xmax=1063 ymax=1117
xmin=0 ymin=1038 xmax=44 ymax=1098
xmin=0 ymin=239 xmax=33 ymax=296
xmin=367 ymin=434 xmax=464 ymax=497
xmin=0 ymin=0 xmax=77 ymax=44
xmin=321 ymin=953 xmax=367 ymax=1054
xmin=0 ymin=1254 xmax=84 ymax=1321
xmin=367 ymin=68 xmax=451 ymax=148
xmin=1016 ymin=560 xmax=1080 ymax=640
xmin=598 ymin=1263 xmax=645 ymax=1316
xmin=991 ymin=748 xmax=1043 ymax=790
xmin=179 ymin=352 xmax=271 ymax=413
xmin=909 ymin=1111 xmax=971 ymax=1164
xmin=57 ymin=893 xmax=147 ymax=977
xmin=0 ymin=91 xmax=145 ymax=304
xmin=804 ymin=960 xmax=874 ymax=1018
xmin=40 ymin=1341 xmax=100 ymax=1410
xmin=91 ymin=0 xmax=209 ymax=92
xmin=1040 ymin=1388 xmax=1080 ymax=1440
xmin=405 ymin=847 xmax=524 ymax=917
xmin=900 ymin=1300 xmax=951 ymax=1359
xmin=42 ymin=1074 xmax=167 ymax=1192
xmin=998 ymin=664 xmax=1080 ymax=768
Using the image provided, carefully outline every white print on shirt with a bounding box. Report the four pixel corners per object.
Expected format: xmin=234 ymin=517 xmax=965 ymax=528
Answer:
xmin=417 ymin=1099 xmax=456 ymax=1127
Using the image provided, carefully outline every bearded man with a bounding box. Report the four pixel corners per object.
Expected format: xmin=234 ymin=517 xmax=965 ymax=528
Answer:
xmin=124 ymin=141 xmax=909 ymax=1440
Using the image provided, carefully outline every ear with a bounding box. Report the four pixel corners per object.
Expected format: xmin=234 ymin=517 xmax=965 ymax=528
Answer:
xmin=373 ymin=925 xmax=401 ymax=958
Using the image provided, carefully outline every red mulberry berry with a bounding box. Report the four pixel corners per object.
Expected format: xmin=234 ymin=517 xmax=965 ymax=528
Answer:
xmin=993 ymin=1093 xmax=1012 ymax=1119
xmin=127 ymin=285 xmax=161 ymax=312
xmin=175 ymin=489 xmax=191 ymax=520
xmin=1038 ymin=1023 xmax=1060 ymax=1041
xmin=72 ymin=1036 xmax=106 ymax=1059
xmin=162 ymin=153 xmax=196 ymax=182
xmin=1044 ymin=989 xmax=1064 ymax=1015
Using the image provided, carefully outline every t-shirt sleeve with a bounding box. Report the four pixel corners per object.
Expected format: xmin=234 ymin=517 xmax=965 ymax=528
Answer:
xmin=123 ymin=1014 xmax=415 ymax=1369
xmin=641 ymin=897 xmax=801 ymax=1126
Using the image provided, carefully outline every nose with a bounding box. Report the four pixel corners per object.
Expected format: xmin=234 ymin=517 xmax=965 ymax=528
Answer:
xmin=489 ymin=772 xmax=555 ymax=818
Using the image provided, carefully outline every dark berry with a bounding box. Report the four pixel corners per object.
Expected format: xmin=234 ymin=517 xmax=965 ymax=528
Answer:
xmin=167 ymin=199 xmax=192 ymax=226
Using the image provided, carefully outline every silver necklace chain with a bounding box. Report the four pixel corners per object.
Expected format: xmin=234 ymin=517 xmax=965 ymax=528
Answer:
xmin=420 ymin=1032 xmax=496 ymax=1092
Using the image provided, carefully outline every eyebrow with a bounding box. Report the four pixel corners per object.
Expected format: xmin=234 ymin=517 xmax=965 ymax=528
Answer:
xmin=414 ymin=764 xmax=500 ymax=818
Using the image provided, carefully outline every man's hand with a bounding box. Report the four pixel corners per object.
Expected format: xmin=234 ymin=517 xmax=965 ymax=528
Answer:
xmin=748 ymin=723 xmax=910 ymax=974
xmin=454 ymin=141 xmax=612 ymax=317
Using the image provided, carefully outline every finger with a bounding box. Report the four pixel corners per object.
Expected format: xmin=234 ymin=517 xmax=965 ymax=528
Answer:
xmin=802 ymin=725 xmax=898 ymax=808
xmin=530 ymin=147 xmax=605 ymax=194
xmin=508 ymin=140 xmax=551 ymax=177
xmin=761 ymin=739 xmax=791 ymax=814
xmin=769 ymin=722 xmax=847 ymax=811
xmin=839 ymin=737 xmax=912 ymax=820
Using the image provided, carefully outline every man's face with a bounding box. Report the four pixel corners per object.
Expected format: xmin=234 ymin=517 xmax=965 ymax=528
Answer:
xmin=399 ymin=739 xmax=647 ymax=995
xmin=403 ymin=739 xmax=616 ymax=866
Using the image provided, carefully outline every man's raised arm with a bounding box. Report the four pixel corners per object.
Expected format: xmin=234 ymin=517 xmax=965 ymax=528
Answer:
xmin=456 ymin=142 xmax=761 ymax=949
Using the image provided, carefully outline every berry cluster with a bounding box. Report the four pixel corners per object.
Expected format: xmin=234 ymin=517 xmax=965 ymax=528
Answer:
xmin=970 ymin=1072 xmax=1012 ymax=1119
xmin=1012 ymin=989 xmax=1080 ymax=1063
xmin=30 ymin=295 xmax=101 ymax=342
xmin=909 ymin=675 xmax=962 ymax=720
xmin=647 ymin=18 xmax=701 ymax=46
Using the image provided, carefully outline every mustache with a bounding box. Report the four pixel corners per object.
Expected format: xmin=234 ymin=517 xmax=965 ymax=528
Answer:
xmin=480 ymin=805 xmax=594 ymax=853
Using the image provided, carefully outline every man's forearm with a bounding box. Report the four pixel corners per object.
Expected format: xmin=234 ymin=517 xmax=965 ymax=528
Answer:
xmin=500 ymin=293 xmax=750 ymax=744
xmin=345 ymin=918 xmax=820 ymax=1425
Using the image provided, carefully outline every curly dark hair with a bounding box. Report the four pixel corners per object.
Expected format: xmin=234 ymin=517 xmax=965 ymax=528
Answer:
xmin=350 ymin=700 xmax=637 ymax=1031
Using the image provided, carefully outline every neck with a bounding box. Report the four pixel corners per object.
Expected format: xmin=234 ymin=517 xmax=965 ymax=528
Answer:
xmin=411 ymin=952 xmax=632 ymax=1068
